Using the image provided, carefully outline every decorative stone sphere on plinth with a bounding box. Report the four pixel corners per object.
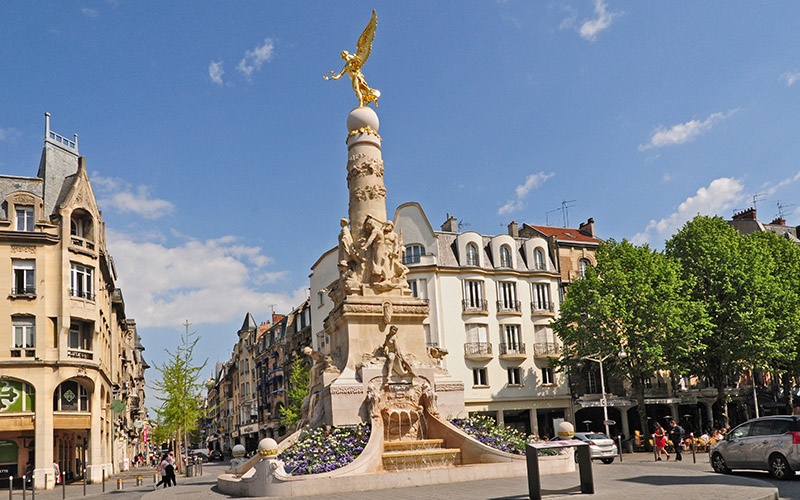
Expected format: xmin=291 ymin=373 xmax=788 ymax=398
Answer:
xmin=258 ymin=438 xmax=279 ymax=457
xmin=557 ymin=421 xmax=575 ymax=439
xmin=347 ymin=106 xmax=379 ymax=133
xmin=229 ymin=444 xmax=248 ymax=468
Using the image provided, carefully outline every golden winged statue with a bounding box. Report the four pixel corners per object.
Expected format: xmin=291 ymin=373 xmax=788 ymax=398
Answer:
xmin=324 ymin=10 xmax=381 ymax=107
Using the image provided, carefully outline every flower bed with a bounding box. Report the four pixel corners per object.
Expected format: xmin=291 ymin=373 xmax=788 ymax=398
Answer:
xmin=450 ymin=415 xmax=557 ymax=456
xmin=278 ymin=423 xmax=371 ymax=475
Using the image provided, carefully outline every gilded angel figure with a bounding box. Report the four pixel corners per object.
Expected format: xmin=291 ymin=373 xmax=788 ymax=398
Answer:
xmin=324 ymin=10 xmax=381 ymax=107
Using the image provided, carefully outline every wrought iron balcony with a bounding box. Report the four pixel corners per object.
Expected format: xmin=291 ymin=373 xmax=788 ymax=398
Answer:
xmin=496 ymin=300 xmax=522 ymax=314
xmin=533 ymin=342 xmax=560 ymax=357
xmin=531 ymin=301 xmax=555 ymax=315
xmin=70 ymin=289 xmax=95 ymax=301
xmin=464 ymin=342 xmax=493 ymax=360
xmin=498 ymin=343 xmax=527 ymax=361
xmin=67 ymin=348 xmax=94 ymax=360
xmin=12 ymin=286 xmax=36 ymax=296
xmin=462 ymin=299 xmax=488 ymax=313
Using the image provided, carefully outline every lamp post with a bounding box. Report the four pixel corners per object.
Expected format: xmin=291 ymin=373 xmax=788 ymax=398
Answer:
xmin=577 ymin=348 xmax=628 ymax=439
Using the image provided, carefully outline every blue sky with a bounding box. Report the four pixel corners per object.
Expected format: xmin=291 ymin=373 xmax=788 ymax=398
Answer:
xmin=2 ymin=1 xmax=799 ymax=402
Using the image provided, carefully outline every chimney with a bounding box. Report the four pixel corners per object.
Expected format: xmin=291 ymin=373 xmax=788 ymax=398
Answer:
xmin=441 ymin=213 xmax=458 ymax=232
xmin=732 ymin=208 xmax=757 ymax=221
xmin=578 ymin=218 xmax=595 ymax=237
xmin=770 ymin=217 xmax=786 ymax=226
xmin=508 ymin=221 xmax=519 ymax=238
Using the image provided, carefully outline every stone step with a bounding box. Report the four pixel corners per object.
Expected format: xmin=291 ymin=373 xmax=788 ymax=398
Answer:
xmin=383 ymin=439 xmax=445 ymax=452
xmin=381 ymin=448 xmax=461 ymax=472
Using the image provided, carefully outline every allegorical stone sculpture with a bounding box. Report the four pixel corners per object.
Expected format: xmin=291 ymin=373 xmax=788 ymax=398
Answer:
xmin=324 ymin=9 xmax=381 ymax=107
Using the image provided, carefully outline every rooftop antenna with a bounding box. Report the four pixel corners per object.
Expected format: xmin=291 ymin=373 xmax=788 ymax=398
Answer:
xmin=562 ymin=199 xmax=576 ymax=227
xmin=777 ymin=201 xmax=796 ymax=218
xmin=752 ymin=193 xmax=766 ymax=212
xmin=545 ymin=207 xmax=561 ymax=226
xmin=457 ymin=220 xmax=471 ymax=230
xmin=267 ymin=304 xmax=276 ymax=319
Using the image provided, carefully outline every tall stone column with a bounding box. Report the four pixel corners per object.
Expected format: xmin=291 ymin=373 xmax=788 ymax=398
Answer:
xmin=345 ymin=107 xmax=385 ymax=243
xmin=86 ymin=383 xmax=104 ymax=482
xmin=34 ymin=381 xmax=54 ymax=489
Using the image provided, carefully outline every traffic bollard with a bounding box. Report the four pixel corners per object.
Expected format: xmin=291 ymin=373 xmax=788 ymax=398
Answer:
xmin=61 ymin=472 xmax=65 ymax=499
xmin=83 ymin=468 xmax=86 ymax=496
xmin=154 ymin=473 xmax=158 ymax=484
xmin=136 ymin=476 xmax=142 ymax=486
xmin=691 ymin=432 xmax=697 ymax=463
xmin=617 ymin=435 xmax=623 ymax=462
xmin=22 ymin=475 xmax=26 ymax=500
xmin=102 ymin=469 xmax=105 ymax=492
xmin=117 ymin=479 xmax=123 ymax=490
xmin=652 ymin=434 xmax=658 ymax=461
xmin=9 ymin=475 xmax=13 ymax=500
xmin=31 ymin=471 xmax=34 ymax=500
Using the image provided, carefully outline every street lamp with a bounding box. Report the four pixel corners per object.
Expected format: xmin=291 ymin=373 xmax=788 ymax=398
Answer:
xmin=576 ymin=347 xmax=627 ymax=439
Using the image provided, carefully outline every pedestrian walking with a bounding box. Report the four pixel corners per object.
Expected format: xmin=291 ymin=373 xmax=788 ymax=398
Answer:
xmin=654 ymin=422 xmax=669 ymax=461
xmin=167 ymin=450 xmax=177 ymax=486
xmin=668 ymin=420 xmax=684 ymax=461
xmin=154 ymin=453 xmax=170 ymax=489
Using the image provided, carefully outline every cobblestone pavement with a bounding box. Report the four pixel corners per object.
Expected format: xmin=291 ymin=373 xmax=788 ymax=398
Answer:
xmin=12 ymin=454 xmax=788 ymax=500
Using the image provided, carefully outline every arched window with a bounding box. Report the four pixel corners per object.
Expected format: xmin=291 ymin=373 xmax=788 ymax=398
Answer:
xmin=499 ymin=246 xmax=512 ymax=268
xmin=70 ymin=210 xmax=94 ymax=242
xmin=466 ymin=243 xmax=479 ymax=266
xmin=402 ymin=244 xmax=425 ymax=265
xmin=579 ymin=259 xmax=591 ymax=278
xmin=53 ymin=380 xmax=90 ymax=412
xmin=533 ymin=249 xmax=546 ymax=270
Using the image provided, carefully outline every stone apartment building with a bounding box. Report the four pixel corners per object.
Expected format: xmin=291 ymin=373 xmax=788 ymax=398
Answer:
xmin=0 ymin=115 xmax=146 ymax=489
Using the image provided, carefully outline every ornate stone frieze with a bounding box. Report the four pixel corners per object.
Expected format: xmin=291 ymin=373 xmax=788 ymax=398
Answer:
xmin=341 ymin=303 xmax=428 ymax=316
xmin=10 ymin=194 xmax=36 ymax=204
xmin=434 ymin=382 xmax=465 ymax=392
xmin=10 ymin=245 xmax=36 ymax=254
xmin=347 ymin=158 xmax=384 ymax=185
xmin=351 ymin=185 xmax=387 ymax=201
xmin=346 ymin=126 xmax=382 ymax=142
xmin=329 ymin=385 xmax=365 ymax=395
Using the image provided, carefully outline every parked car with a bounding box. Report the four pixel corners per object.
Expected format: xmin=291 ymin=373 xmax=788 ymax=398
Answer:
xmin=710 ymin=415 xmax=800 ymax=480
xmin=572 ymin=432 xmax=617 ymax=464
xmin=209 ymin=450 xmax=224 ymax=462
xmin=189 ymin=448 xmax=211 ymax=461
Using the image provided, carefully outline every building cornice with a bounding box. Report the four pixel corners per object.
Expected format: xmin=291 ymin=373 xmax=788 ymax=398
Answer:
xmin=0 ymin=230 xmax=61 ymax=245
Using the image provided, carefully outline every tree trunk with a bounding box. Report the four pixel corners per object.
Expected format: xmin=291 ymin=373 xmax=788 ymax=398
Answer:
xmin=783 ymin=372 xmax=795 ymax=415
xmin=632 ymin=380 xmax=650 ymax=451
xmin=716 ymin=383 xmax=729 ymax=428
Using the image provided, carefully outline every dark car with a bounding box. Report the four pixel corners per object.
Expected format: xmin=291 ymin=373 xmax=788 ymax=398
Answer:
xmin=209 ymin=450 xmax=224 ymax=461
xmin=188 ymin=448 xmax=210 ymax=461
xmin=710 ymin=415 xmax=800 ymax=480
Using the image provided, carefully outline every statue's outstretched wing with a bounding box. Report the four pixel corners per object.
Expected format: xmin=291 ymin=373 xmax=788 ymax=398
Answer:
xmin=356 ymin=10 xmax=377 ymax=65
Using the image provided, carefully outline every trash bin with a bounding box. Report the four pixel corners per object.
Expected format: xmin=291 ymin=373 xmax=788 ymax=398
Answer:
xmin=185 ymin=464 xmax=194 ymax=478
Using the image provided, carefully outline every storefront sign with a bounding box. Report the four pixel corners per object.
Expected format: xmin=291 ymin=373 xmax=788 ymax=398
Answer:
xmin=240 ymin=423 xmax=259 ymax=434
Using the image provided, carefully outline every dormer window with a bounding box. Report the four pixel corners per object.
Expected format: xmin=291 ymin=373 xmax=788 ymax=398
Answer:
xmin=16 ymin=206 xmax=34 ymax=232
xmin=533 ymin=249 xmax=546 ymax=270
xmin=499 ymin=245 xmax=512 ymax=268
xmin=466 ymin=243 xmax=479 ymax=266
xmin=402 ymin=244 xmax=425 ymax=265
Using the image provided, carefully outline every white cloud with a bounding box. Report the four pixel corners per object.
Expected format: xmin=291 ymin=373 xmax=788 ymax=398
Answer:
xmin=81 ymin=8 xmax=99 ymax=18
xmin=767 ymin=170 xmax=800 ymax=194
xmin=237 ymin=38 xmax=275 ymax=80
xmin=781 ymin=71 xmax=800 ymax=87
xmin=209 ymin=60 xmax=224 ymax=86
xmin=631 ymin=177 xmax=745 ymax=245
xmin=0 ymin=127 xmax=21 ymax=142
xmin=498 ymin=171 xmax=555 ymax=215
xmin=107 ymin=230 xmax=301 ymax=328
xmin=92 ymin=174 xmax=174 ymax=219
xmin=579 ymin=0 xmax=619 ymax=42
xmin=638 ymin=109 xmax=738 ymax=151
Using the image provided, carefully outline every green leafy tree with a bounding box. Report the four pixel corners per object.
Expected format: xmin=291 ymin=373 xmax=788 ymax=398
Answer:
xmin=152 ymin=321 xmax=208 ymax=472
xmin=553 ymin=239 xmax=707 ymax=438
xmin=665 ymin=216 xmax=793 ymax=426
xmin=744 ymin=231 xmax=800 ymax=410
xmin=280 ymin=359 xmax=310 ymax=427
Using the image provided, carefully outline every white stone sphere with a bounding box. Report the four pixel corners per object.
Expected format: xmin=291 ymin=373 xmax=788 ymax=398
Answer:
xmin=557 ymin=421 xmax=575 ymax=439
xmin=258 ymin=438 xmax=279 ymax=457
xmin=232 ymin=444 xmax=246 ymax=457
xmin=347 ymin=106 xmax=379 ymax=133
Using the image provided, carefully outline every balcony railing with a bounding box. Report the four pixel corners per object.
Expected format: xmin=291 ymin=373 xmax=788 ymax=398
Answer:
xmin=496 ymin=300 xmax=522 ymax=313
xmin=70 ymin=289 xmax=95 ymax=301
xmin=67 ymin=348 xmax=93 ymax=360
xmin=71 ymin=237 xmax=95 ymax=251
xmin=531 ymin=301 xmax=555 ymax=314
xmin=462 ymin=299 xmax=488 ymax=313
xmin=464 ymin=342 xmax=492 ymax=356
xmin=499 ymin=343 xmax=526 ymax=355
xmin=11 ymin=286 xmax=36 ymax=296
xmin=533 ymin=342 xmax=560 ymax=357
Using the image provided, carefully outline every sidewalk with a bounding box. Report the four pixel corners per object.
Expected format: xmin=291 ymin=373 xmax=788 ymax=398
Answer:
xmin=7 ymin=463 xmax=209 ymax=499
xmin=141 ymin=453 xmax=778 ymax=500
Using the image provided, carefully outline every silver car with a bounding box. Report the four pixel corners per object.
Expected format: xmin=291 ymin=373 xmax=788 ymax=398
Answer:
xmin=572 ymin=432 xmax=618 ymax=464
xmin=710 ymin=415 xmax=800 ymax=480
